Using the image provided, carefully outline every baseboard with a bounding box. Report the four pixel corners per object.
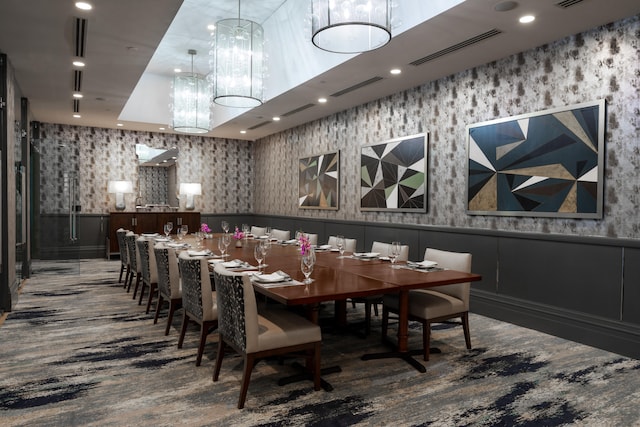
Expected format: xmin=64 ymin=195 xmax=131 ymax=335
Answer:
xmin=471 ymin=289 xmax=640 ymax=360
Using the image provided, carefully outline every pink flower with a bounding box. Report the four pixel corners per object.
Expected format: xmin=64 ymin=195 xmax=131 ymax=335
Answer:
xmin=200 ymin=223 xmax=211 ymax=233
xmin=233 ymin=226 xmax=244 ymax=240
xmin=299 ymin=233 xmax=311 ymax=256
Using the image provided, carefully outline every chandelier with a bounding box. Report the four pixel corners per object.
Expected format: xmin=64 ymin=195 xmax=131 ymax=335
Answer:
xmin=172 ymin=49 xmax=211 ymax=133
xmin=211 ymin=1 xmax=264 ymax=108
xmin=311 ymin=0 xmax=392 ymax=54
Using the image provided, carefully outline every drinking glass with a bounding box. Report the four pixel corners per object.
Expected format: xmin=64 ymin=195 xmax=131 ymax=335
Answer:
xmin=164 ymin=222 xmax=173 ymax=238
xmin=221 ymin=220 xmax=229 ymax=234
xmin=242 ymin=224 xmax=249 ymax=239
xmin=336 ymin=235 xmax=345 ymax=259
xmin=254 ymin=243 xmax=265 ymax=270
xmin=195 ymin=231 xmax=203 ymax=248
xmin=179 ymin=224 xmax=188 ymax=241
xmin=218 ymin=237 xmax=227 ymax=257
xmin=222 ymin=233 xmax=231 ymax=255
xmin=265 ymin=226 xmax=272 ymax=240
xmin=389 ymin=241 xmax=401 ymax=269
xmin=301 ymin=247 xmax=316 ymax=284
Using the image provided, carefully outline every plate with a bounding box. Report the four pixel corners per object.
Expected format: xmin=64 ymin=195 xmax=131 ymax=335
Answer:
xmin=253 ymin=272 xmax=290 ymax=283
xmin=353 ymin=252 xmax=380 ymax=258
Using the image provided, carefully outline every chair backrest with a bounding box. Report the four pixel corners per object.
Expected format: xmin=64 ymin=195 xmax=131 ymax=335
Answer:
xmin=251 ymin=226 xmax=267 ymax=237
xmin=124 ymin=232 xmax=140 ymax=272
xmin=136 ymin=237 xmax=158 ymax=285
xmin=213 ymin=264 xmax=261 ymax=354
xmin=371 ymin=241 xmax=409 ymax=262
xmin=328 ymin=236 xmax=357 ymax=253
xmin=304 ymin=233 xmax=318 ymax=246
xmin=271 ymin=229 xmax=290 ymax=241
xmin=178 ymin=252 xmax=216 ymax=321
xmin=154 ymin=245 xmax=181 ymax=299
xmin=424 ymin=248 xmax=472 ymax=305
xmin=116 ymin=228 xmax=129 ymax=265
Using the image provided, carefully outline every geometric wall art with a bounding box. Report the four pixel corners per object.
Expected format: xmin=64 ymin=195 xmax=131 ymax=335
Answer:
xmin=360 ymin=133 xmax=428 ymax=211
xmin=299 ymin=151 xmax=339 ymax=210
xmin=466 ymin=99 xmax=605 ymax=218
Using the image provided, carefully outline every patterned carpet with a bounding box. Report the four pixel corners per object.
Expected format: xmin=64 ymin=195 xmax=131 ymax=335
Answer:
xmin=1 ymin=259 xmax=639 ymax=426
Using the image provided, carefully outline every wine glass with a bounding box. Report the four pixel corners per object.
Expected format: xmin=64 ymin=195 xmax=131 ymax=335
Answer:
xmin=260 ymin=239 xmax=270 ymax=264
xmin=389 ymin=241 xmax=401 ymax=269
xmin=222 ymin=233 xmax=231 ymax=255
xmin=336 ymin=235 xmax=345 ymax=259
xmin=221 ymin=220 xmax=229 ymax=234
xmin=218 ymin=236 xmax=228 ymax=258
xmin=195 ymin=231 xmax=203 ymax=248
xmin=301 ymin=247 xmax=316 ymax=284
xmin=242 ymin=224 xmax=249 ymax=239
xmin=180 ymin=224 xmax=188 ymax=237
xmin=265 ymin=226 xmax=272 ymax=240
xmin=254 ymin=243 xmax=265 ymax=271
xmin=164 ymin=222 xmax=173 ymax=238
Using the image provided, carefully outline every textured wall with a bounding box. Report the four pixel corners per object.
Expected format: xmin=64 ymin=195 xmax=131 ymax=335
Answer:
xmin=253 ymin=15 xmax=640 ymax=239
xmin=37 ymin=125 xmax=253 ymax=214
xmin=139 ymin=166 xmax=168 ymax=205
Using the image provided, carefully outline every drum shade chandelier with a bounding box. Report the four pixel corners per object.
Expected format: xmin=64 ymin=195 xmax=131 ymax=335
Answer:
xmin=311 ymin=0 xmax=392 ymax=54
xmin=211 ymin=0 xmax=264 ymax=108
xmin=172 ymin=49 xmax=212 ymax=134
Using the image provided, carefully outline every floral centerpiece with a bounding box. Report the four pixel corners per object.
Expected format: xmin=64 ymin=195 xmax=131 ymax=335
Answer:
xmin=233 ymin=226 xmax=245 ymax=247
xmin=200 ymin=223 xmax=212 ymax=239
xmin=298 ymin=233 xmax=311 ymax=256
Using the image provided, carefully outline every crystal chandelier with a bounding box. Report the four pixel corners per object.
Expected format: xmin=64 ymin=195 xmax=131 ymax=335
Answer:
xmin=311 ymin=0 xmax=392 ymax=54
xmin=172 ymin=49 xmax=211 ymax=133
xmin=211 ymin=1 xmax=264 ymax=108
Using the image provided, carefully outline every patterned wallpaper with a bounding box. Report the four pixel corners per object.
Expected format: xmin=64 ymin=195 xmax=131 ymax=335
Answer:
xmin=253 ymin=15 xmax=640 ymax=239
xmin=37 ymin=125 xmax=253 ymax=214
xmin=139 ymin=166 xmax=168 ymax=205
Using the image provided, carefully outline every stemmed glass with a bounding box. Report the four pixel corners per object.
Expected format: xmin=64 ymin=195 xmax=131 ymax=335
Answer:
xmin=194 ymin=231 xmax=203 ymax=248
xmin=221 ymin=220 xmax=229 ymax=234
xmin=336 ymin=235 xmax=345 ymax=259
xmin=180 ymin=224 xmax=188 ymax=238
xmin=301 ymin=247 xmax=316 ymax=284
xmin=218 ymin=236 xmax=229 ymax=258
xmin=265 ymin=226 xmax=272 ymax=240
xmin=222 ymin=233 xmax=231 ymax=256
xmin=389 ymin=241 xmax=401 ymax=269
xmin=242 ymin=224 xmax=249 ymax=239
xmin=254 ymin=243 xmax=266 ymax=271
xmin=164 ymin=222 xmax=173 ymax=238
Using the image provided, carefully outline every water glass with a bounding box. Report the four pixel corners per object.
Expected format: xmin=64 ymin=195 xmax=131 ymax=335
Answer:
xmin=389 ymin=241 xmax=401 ymax=268
xmin=164 ymin=222 xmax=173 ymax=238
xmin=221 ymin=220 xmax=229 ymax=233
xmin=218 ymin=237 xmax=227 ymax=257
xmin=254 ymin=244 xmax=265 ymax=270
xmin=336 ymin=235 xmax=345 ymax=259
xmin=301 ymin=247 xmax=316 ymax=284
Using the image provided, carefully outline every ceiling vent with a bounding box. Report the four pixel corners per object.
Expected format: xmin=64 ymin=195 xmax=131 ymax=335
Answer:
xmin=73 ymin=99 xmax=80 ymax=113
xmin=282 ymin=103 xmax=315 ymax=117
xmin=247 ymin=120 xmax=272 ymax=130
xmin=74 ymin=17 xmax=88 ymax=57
xmin=555 ymin=0 xmax=584 ymax=8
xmin=73 ymin=70 xmax=82 ymax=91
xmin=410 ymin=29 xmax=503 ymax=66
xmin=331 ymin=76 xmax=384 ymax=97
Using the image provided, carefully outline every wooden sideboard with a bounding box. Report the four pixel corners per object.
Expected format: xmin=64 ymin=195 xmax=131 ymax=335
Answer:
xmin=108 ymin=211 xmax=201 ymax=256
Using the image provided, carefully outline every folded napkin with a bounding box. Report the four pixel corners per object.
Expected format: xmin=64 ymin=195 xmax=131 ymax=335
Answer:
xmin=353 ymin=252 xmax=380 ymax=258
xmin=187 ymin=250 xmax=210 ymax=257
xmin=154 ymin=237 xmax=171 ymax=242
xmin=284 ymin=239 xmax=297 ymax=244
xmin=167 ymin=243 xmax=188 ymax=248
xmin=318 ymin=244 xmax=332 ymax=250
xmin=222 ymin=260 xmax=243 ymax=268
xmin=252 ymin=271 xmax=291 ymax=283
xmin=142 ymin=233 xmax=159 ymax=237
xmin=408 ymin=260 xmax=438 ymax=269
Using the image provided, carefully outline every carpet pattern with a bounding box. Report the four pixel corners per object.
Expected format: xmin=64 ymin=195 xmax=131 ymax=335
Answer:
xmin=1 ymin=260 xmax=639 ymax=426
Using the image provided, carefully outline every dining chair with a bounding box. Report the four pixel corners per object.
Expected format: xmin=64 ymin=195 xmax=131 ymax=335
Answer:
xmin=212 ymin=264 xmax=321 ymax=409
xmin=153 ymin=245 xmax=182 ymax=335
xmin=304 ymin=233 xmax=318 ymax=246
xmin=327 ymin=236 xmax=357 ymax=253
xmin=178 ymin=252 xmax=218 ymax=366
xmin=350 ymin=241 xmax=409 ymax=336
xmin=136 ymin=237 xmax=159 ymax=314
xmin=116 ymin=228 xmax=129 ymax=284
xmin=271 ymin=229 xmax=290 ymax=241
xmin=250 ymin=226 xmax=267 ymax=237
xmin=124 ymin=232 xmax=141 ymax=295
xmin=381 ymin=248 xmax=473 ymax=361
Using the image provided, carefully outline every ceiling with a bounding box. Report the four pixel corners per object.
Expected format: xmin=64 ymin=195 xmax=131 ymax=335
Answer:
xmin=1 ymin=0 xmax=639 ymax=141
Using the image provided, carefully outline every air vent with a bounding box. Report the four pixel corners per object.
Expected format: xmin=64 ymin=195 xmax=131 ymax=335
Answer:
xmin=74 ymin=17 xmax=88 ymax=57
xmin=282 ymin=103 xmax=315 ymax=117
xmin=331 ymin=76 xmax=384 ymax=97
xmin=73 ymin=99 xmax=80 ymax=113
xmin=248 ymin=121 xmax=271 ymax=130
xmin=73 ymin=70 xmax=82 ymax=91
xmin=555 ymin=0 xmax=584 ymax=8
xmin=410 ymin=29 xmax=503 ymax=66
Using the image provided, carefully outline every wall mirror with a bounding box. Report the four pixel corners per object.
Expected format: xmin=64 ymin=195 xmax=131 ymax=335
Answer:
xmin=135 ymin=144 xmax=179 ymax=210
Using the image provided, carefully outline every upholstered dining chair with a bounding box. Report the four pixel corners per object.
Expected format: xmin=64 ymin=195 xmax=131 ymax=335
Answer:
xmin=250 ymin=226 xmax=267 ymax=237
xmin=327 ymin=235 xmax=357 ymax=253
xmin=304 ymin=233 xmax=318 ymax=246
xmin=153 ymin=245 xmax=182 ymax=335
xmin=212 ymin=264 xmax=321 ymax=409
xmin=116 ymin=228 xmax=129 ymax=284
xmin=350 ymin=241 xmax=410 ymax=336
xmin=124 ymin=232 xmax=141 ymax=294
xmin=271 ymin=229 xmax=290 ymax=241
xmin=178 ymin=252 xmax=218 ymax=366
xmin=381 ymin=248 xmax=472 ymax=361
xmin=136 ymin=237 xmax=159 ymax=314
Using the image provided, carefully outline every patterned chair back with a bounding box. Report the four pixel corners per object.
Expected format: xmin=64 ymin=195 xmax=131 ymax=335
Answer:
xmin=116 ymin=228 xmax=128 ymax=265
xmin=124 ymin=232 xmax=140 ymax=273
xmin=136 ymin=237 xmax=158 ymax=286
xmin=178 ymin=253 xmax=216 ymax=321
xmin=154 ymin=246 xmax=181 ymax=299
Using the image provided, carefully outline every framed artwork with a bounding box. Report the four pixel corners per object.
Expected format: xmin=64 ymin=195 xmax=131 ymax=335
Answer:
xmin=360 ymin=133 xmax=428 ymax=212
xmin=466 ymin=99 xmax=605 ymax=218
xmin=298 ymin=151 xmax=339 ymax=210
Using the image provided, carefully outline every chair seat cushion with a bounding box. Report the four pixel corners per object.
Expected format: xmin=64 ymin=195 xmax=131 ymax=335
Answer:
xmin=384 ymin=289 xmax=465 ymax=320
xmin=256 ymin=309 xmax=321 ymax=352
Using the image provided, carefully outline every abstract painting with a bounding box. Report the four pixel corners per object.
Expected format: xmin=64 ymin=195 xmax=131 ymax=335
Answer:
xmin=466 ymin=100 xmax=605 ymax=218
xmin=360 ymin=133 xmax=427 ymax=211
xmin=299 ymin=151 xmax=339 ymax=210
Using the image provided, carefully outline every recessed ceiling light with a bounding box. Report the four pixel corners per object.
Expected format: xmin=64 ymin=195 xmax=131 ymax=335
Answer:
xmin=273 ymin=116 xmax=280 ymax=121
xmin=318 ymin=97 xmax=327 ymax=103
xmin=390 ymin=68 xmax=401 ymax=75
xmin=73 ymin=60 xmax=85 ymax=67
xmin=240 ymin=130 xmax=247 ymax=134
xmin=75 ymin=2 xmax=92 ymax=11
xmin=116 ymin=123 xmax=123 ymax=127
xmin=174 ymin=68 xmax=181 ymax=73
xmin=519 ymin=15 xmax=535 ymax=23
xmin=73 ymin=114 xmax=81 ymax=118
xmin=159 ymin=127 xmax=166 ymax=131
xmin=207 ymin=24 xmax=215 ymax=31
xmin=73 ymin=93 xmax=83 ymax=99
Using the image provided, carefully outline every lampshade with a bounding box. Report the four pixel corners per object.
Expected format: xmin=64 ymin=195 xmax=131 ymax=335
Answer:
xmin=311 ymin=0 xmax=392 ymax=54
xmin=179 ymin=182 xmax=202 ymax=196
xmin=172 ymin=49 xmax=212 ymax=134
xmin=211 ymin=1 xmax=264 ymax=108
xmin=107 ymin=180 xmax=134 ymax=194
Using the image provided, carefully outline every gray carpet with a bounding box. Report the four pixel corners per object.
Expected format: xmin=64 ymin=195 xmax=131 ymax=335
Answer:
xmin=1 ymin=259 xmax=639 ymax=426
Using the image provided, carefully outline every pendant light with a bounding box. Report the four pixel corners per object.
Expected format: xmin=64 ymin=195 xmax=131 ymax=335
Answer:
xmin=171 ymin=49 xmax=212 ymax=133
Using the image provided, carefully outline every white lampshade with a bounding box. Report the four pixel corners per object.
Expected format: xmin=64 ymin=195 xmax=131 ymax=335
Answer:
xmin=107 ymin=180 xmax=134 ymax=194
xmin=179 ymin=182 xmax=202 ymax=196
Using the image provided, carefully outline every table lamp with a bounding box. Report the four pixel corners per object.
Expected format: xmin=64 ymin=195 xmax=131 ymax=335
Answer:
xmin=108 ymin=180 xmax=134 ymax=211
xmin=179 ymin=182 xmax=202 ymax=210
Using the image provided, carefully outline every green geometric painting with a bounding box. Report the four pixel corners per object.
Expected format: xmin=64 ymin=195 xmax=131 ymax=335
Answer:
xmin=299 ymin=151 xmax=339 ymax=210
xmin=360 ymin=133 xmax=427 ymax=211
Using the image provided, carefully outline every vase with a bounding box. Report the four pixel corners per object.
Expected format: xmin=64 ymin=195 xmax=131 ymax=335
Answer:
xmin=235 ymin=240 xmax=243 ymax=248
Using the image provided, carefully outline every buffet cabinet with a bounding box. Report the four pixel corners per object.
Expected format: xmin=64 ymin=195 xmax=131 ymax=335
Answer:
xmin=108 ymin=211 xmax=200 ymax=256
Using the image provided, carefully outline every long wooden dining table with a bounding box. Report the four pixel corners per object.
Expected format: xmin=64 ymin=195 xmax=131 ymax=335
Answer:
xmin=200 ymin=234 xmax=482 ymax=375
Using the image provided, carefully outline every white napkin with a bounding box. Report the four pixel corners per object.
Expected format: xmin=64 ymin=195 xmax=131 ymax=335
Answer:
xmin=284 ymin=239 xmax=297 ymax=244
xmin=318 ymin=244 xmax=332 ymax=250
xmin=154 ymin=237 xmax=171 ymax=242
xmin=354 ymin=252 xmax=380 ymax=258
xmin=408 ymin=260 xmax=438 ymax=269
xmin=167 ymin=243 xmax=188 ymax=248
xmin=253 ymin=271 xmax=291 ymax=283
xmin=142 ymin=233 xmax=159 ymax=237
xmin=187 ymin=250 xmax=209 ymax=257
xmin=222 ymin=260 xmax=242 ymax=268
